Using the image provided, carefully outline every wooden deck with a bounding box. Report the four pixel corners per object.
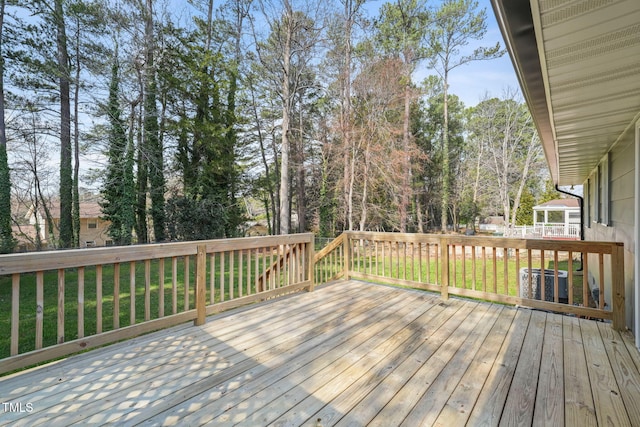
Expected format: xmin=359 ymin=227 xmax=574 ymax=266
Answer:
xmin=1 ymin=280 xmax=639 ymax=426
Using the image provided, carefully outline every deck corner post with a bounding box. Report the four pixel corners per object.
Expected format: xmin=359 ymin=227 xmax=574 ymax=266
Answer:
xmin=612 ymin=242 xmax=625 ymax=331
xmin=343 ymin=233 xmax=350 ymax=280
xmin=440 ymin=237 xmax=449 ymax=300
xmin=195 ymin=244 xmax=207 ymax=326
xmin=307 ymin=234 xmax=315 ymax=292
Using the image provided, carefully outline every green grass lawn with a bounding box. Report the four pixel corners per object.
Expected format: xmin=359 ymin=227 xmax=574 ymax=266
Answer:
xmin=346 ymin=250 xmax=588 ymax=305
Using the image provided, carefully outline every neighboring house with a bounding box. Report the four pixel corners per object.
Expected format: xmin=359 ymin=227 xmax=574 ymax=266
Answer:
xmin=27 ymin=201 xmax=111 ymax=248
xmin=492 ymin=0 xmax=640 ymax=346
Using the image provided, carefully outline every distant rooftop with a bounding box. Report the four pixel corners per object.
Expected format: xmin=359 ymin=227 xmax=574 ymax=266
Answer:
xmin=534 ymin=199 xmax=579 ymax=209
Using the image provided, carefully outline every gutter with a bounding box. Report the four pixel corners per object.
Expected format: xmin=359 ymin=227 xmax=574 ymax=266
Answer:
xmin=556 ymin=185 xmax=584 ymax=272
xmin=555 ymin=185 xmax=584 ymax=241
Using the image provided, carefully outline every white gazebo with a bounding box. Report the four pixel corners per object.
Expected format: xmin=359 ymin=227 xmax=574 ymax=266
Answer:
xmin=505 ymin=198 xmax=581 ymax=239
xmin=532 ymin=198 xmax=581 ymax=239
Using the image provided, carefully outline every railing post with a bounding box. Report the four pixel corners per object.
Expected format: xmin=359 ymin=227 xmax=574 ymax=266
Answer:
xmin=307 ymin=234 xmax=315 ymax=291
xmin=440 ymin=238 xmax=449 ymax=300
xmin=612 ymin=242 xmax=625 ymax=331
xmin=343 ymin=233 xmax=350 ymax=280
xmin=195 ymin=244 xmax=207 ymax=326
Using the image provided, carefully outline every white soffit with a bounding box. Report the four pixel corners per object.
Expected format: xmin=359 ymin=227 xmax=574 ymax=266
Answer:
xmin=532 ymin=0 xmax=640 ymax=185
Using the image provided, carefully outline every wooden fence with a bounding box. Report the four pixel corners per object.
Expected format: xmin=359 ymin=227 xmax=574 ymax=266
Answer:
xmin=315 ymin=231 xmax=625 ymax=330
xmin=0 ymin=234 xmax=314 ymax=375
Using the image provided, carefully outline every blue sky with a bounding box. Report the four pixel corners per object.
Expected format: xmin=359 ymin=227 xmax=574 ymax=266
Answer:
xmin=441 ymin=0 xmax=521 ymax=107
xmin=367 ymin=0 xmax=522 ymax=107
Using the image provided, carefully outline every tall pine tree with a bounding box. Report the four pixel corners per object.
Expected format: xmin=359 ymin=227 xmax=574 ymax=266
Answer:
xmin=0 ymin=0 xmax=13 ymax=253
xmin=101 ymin=49 xmax=135 ymax=245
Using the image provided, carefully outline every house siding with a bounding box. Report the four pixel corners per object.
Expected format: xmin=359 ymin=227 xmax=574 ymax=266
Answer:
xmin=584 ymin=123 xmax=636 ymax=330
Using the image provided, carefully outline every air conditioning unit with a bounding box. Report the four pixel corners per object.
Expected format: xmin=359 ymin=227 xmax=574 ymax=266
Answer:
xmin=519 ymin=268 xmax=568 ymax=303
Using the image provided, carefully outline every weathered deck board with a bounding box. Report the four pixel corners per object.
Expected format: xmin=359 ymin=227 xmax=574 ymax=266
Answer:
xmin=533 ymin=313 xmax=564 ymax=427
xmin=1 ymin=279 xmax=639 ymax=427
xmin=563 ymin=316 xmax=597 ymax=426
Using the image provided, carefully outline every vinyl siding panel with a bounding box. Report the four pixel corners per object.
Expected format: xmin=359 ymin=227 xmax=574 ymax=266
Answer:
xmin=584 ymin=126 xmax=635 ymax=330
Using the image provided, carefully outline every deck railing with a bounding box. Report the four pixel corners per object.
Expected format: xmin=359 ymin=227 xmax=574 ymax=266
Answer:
xmin=0 ymin=230 xmax=625 ymax=375
xmin=504 ymin=224 xmax=581 ymax=240
xmin=0 ymin=234 xmax=314 ymax=375
xmin=315 ymin=231 xmax=625 ymax=330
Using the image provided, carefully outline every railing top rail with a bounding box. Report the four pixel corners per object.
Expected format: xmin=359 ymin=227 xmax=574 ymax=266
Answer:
xmin=344 ymin=231 xmax=621 ymax=254
xmin=0 ymin=233 xmax=313 ymax=275
xmin=314 ymin=234 xmax=345 ymax=262
xmin=346 ymin=231 xmax=443 ymax=244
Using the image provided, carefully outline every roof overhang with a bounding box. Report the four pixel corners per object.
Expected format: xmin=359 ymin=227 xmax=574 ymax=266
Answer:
xmin=491 ymin=0 xmax=640 ymax=185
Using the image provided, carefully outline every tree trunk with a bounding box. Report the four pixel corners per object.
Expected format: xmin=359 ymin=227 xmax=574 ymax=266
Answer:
xmin=0 ymin=0 xmax=13 ymax=253
xmin=400 ymin=82 xmax=411 ymax=232
xmin=72 ymin=19 xmax=81 ymax=247
xmin=359 ymin=144 xmax=370 ymax=231
xmin=342 ymin=0 xmax=354 ymax=232
xmin=144 ymin=0 xmax=164 ymax=242
xmin=278 ymin=1 xmax=292 ymax=235
xmin=56 ymin=0 xmax=73 ymax=248
xmin=440 ymin=71 xmax=449 ymax=233
xmin=416 ymin=196 xmax=424 ymax=233
xmin=296 ymin=96 xmax=305 ymax=232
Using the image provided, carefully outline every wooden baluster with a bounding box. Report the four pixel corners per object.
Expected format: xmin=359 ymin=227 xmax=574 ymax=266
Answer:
xmin=382 ymin=241 xmax=386 ymax=278
xmin=58 ymin=269 xmax=64 ymax=344
xmin=411 ymin=242 xmax=415 ymax=282
xmin=184 ymin=255 xmax=190 ymax=310
xmin=492 ymin=247 xmax=497 ymax=294
xmin=568 ymin=251 xmax=574 ymax=305
xmin=78 ymin=267 xmax=85 ymax=338
xmin=171 ymin=257 xmax=177 ymax=314
xmin=461 ymin=245 xmax=466 ymax=290
xmin=255 ymin=248 xmax=260 ymax=293
xmin=36 ymin=271 xmax=43 ymax=350
xmin=515 ymin=249 xmax=520 ymax=297
xmin=418 ymin=242 xmax=423 ymax=283
xmin=554 ymin=251 xmax=559 ymax=303
xmin=396 ymin=241 xmax=400 ymax=279
xmin=369 ymin=240 xmax=374 ymax=276
xmin=210 ymin=253 xmax=216 ymax=304
xmin=144 ymin=260 xmax=150 ymax=321
xmin=230 ymin=250 xmax=235 ymax=299
xmin=482 ymin=247 xmax=487 ymax=292
xmin=435 ymin=243 xmax=439 ymax=286
xmin=274 ymin=245 xmax=278 ymax=290
xmin=403 ymin=241 xmax=407 ymax=281
xmin=503 ymin=248 xmax=508 ymax=295
xmin=220 ymin=252 xmax=225 ymax=301
xmin=527 ymin=250 xmax=533 ymax=299
xmin=239 ymin=250 xmax=243 ymax=297
xmin=427 ymin=243 xmax=431 ymax=284
xmin=97 ymin=265 xmax=103 ymax=333
xmin=452 ymin=245 xmax=457 ymax=287
xmin=540 ymin=250 xmax=546 ymax=301
xmin=157 ymin=259 xmax=163 ymax=318
xmin=599 ymin=253 xmax=605 ymax=309
xmin=114 ymin=263 xmax=120 ymax=329
xmin=440 ymin=239 xmax=449 ymax=299
xmin=11 ymin=274 xmax=19 ymax=355
xmin=246 ymin=250 xmax=251 ymax=296
xmin=471 ymin=246 xmax=477 ymax=291
xmin=582 ymin=253 xmax=589 ymax=307
xmin=375 ymin=241 xmax=380 ymax=277
xmin=130 ymin=261 xmax=136 ymax=324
